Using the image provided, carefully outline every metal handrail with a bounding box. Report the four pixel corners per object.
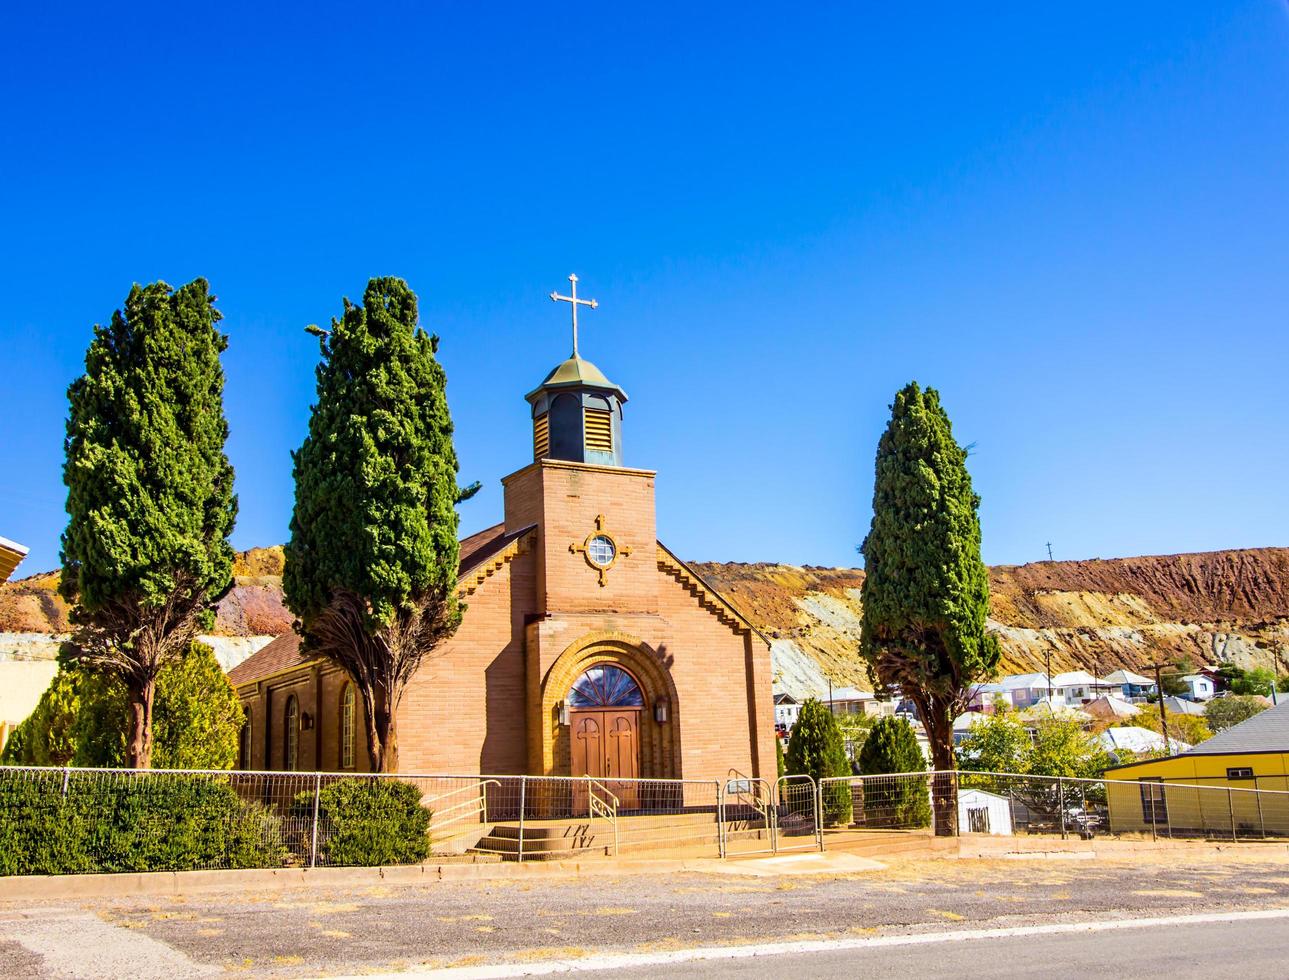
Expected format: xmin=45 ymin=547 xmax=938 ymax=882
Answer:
xmin=426 ymin=779 xmax=502 ymax=825
xmin=587 ymin=778 xmax=620 ymax=856
xmin=727 ymin=768 xmax=776 ymax=851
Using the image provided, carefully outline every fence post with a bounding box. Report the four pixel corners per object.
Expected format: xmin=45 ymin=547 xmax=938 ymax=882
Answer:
xmin=1164 ymin=784 xmax=1172 ymax=839
xmin=816 ymin=778 xmax=825 ymax=852
xmin=717 ymin=780 xmax=726 ymax=859
xmin=1149 ymin=783 xmax=1157 ymax=842
xmin=309 ymin=773 xmax=321 ymax=869
xmin=61 ymin=767 xmax=70 ymax=797
xmin=954 ymin=771 xmax=961 ymax=838
xmin=517 ymin=777 xmax=527 ymax=864
xmin=1058 ymin=777 xmax=1067 ymax=840
xmin=1256 ymin=780 xmax=1266 ymax=839
xmin=1228 ymin=787 xmax=1237 ymax=842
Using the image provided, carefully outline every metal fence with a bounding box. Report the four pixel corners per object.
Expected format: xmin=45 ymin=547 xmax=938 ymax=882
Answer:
xmin=0 ymin=766 xmax=818 ymax=874
xmin=9 ymin=765 xmax=1284 ymax=877
xmin=817 ymin=770 xmax=1289 ymax=842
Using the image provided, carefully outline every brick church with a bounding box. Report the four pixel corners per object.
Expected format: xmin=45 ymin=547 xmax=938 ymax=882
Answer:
xmin=229 ymin=281 xmax=775 ymax=784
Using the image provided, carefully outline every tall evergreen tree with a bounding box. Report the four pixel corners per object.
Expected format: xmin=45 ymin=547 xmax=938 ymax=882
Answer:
xmin=60 ymin=279 xmax=236 ymax=768
xmin=284 ymin=277 xmax=476 ymax=773
xmin=860 ymin=382 xmax=999 ymax=834
xmin=784 ymin=698 xmax=852 ymax=826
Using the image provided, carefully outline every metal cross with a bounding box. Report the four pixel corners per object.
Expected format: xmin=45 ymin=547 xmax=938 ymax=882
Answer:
xmin=550 ymin=273 xmax=598 ymax=357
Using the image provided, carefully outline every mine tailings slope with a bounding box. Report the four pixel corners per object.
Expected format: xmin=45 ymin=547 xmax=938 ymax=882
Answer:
xmin=3 ymin=546 xmax=1287 ymax=689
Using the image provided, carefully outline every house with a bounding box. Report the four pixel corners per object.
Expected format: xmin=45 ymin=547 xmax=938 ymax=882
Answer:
xmin=774 ymin=693 xmax=802 ymax=732
xmin=958 ymin=788 xmax=1013 ymax=835
xmin=1019 ymin=698 xmax=1093 ymax=727
xmin=965 ymin=683 xmax=1014 ymax=713
xmin=1160 ymin=696 xmax=1206 ymax=717
xmin=952 ymin=711 xmax=987 ymax=745
xmin=0 ymin=536 xmax=28 ymax=583
xmin=1051 ymin=670 xmax=1100 ymax=706
xmin=999 ymin=673 xmax=1051 ymax=709
xmin=828 ymin=687 xmax=891 ymax=718
xmin=1082 ymin=695 xmax=1141 ymax=723
xmin=1181 ymin=674 xmax=1216 ymax=701
xmin=1100 ymin=669 xmax=1155 ymax=702
xmin=229 ymin=330 xmax=777 ymax=785
xmin=1104 ymin=699 xmax=1289 ymax=836
xmin=1096 ymin=726 xmax=1186 ymax=760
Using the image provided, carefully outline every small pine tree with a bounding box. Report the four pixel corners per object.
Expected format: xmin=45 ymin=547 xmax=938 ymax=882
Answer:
xmin=856 ymin=716 xmax=931 ymax=829
xmin=284 ymin=277 xmax=477 ymax=772
xmin=785 ymin=698 xmax=852 ymax=826
xmin=59 ymin=279 xmax=236 ymax=768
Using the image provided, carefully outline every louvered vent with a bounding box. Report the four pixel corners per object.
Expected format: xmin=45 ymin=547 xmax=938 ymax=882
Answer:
xmin=533 ymin=413 xmax=550 ymax=459
xmin=584 ymin=408 xmax=613 ymax=453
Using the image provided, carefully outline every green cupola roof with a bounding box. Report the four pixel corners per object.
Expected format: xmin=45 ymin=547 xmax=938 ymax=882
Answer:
xmin=525 ymin=355 xmax=628 ymax=403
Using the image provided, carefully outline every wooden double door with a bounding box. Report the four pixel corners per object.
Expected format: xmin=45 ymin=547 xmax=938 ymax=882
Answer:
xmin=571 ymin=708 xmax=640 ymax=811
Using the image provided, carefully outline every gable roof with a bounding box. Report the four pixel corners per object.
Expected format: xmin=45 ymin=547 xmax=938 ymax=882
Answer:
xmin=228 ymin=522 xmax=537 ymax=689
xmin=1182 ymin=698 xmax=1289 ymax=756
xmin=1102 ymin=669 xmax=1153 ymax=686
xmin=227 ymin=632 xmax=305 ymax=686
xmin=0 ymin=536 xmax=29 ymax=582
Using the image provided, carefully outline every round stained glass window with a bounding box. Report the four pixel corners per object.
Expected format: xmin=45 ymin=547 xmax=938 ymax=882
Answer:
xmin=586 ymin=533 xmax=616 ymax=568
xmin=568 ymin=664 xmax=644 ymax=707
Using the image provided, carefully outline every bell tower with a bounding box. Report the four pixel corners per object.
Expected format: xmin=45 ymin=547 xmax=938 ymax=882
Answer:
xmin=526 ymin=274 xmax=627 ymax=467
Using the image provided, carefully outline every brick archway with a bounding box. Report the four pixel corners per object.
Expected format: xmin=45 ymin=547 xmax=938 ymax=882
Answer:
xmin=540 ymin=632 xmax=681 ymax=780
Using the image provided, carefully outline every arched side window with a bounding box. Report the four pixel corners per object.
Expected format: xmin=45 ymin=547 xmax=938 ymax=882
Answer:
xmin=568 ymin=664 xmax=644 ymax=707
xmin=239 ymin=712 xmax=252 ymax=770
xmin=341 ymin=684 xmax=356 ymax=770
xmin=284 ymin=695 xmax=299 ymax=771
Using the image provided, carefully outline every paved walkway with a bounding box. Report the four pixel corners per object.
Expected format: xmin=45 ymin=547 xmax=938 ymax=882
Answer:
xmin=2 ymin=854 xmax=1289 ymax=977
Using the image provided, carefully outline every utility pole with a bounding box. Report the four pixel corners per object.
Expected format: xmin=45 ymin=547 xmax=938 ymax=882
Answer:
xmin=1045 ymin=649 xmax=1053 ymax=704
xmin=1046 ymin=542 xmax=1054 ymax=561
xmin=1148 ymin=662 xmax=1176 ymax=755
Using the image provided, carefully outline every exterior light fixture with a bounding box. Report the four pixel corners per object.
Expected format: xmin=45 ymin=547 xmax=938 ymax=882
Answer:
xmin=557 ymin=700 xmax=570 ymax=726
xmin=301 ymin=712 xmax=314 ymax=731
xmin=654 ymin=696 xmax=669 ymax=724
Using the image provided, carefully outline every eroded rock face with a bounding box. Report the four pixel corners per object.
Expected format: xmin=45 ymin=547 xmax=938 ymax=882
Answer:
xmin=4 ymin=545 xmax=1287 ymax=694
xmin=693 ymin=549 xmax=1289 ymax=698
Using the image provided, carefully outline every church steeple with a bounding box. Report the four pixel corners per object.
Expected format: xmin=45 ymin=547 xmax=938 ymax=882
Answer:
xmin=527 ymin=275 xmax=627 ymax=467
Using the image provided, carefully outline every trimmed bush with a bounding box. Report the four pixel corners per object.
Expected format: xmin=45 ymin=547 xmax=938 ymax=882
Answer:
xmin=295 ymin=778 xmax=431 ymax=867
xmin=856 ymin=716 xmax=931 ymax=828
xmin=785 ymin=699 xmax=852 ymax=827
xmin=0 ymin=772 xmax=285 ymax=876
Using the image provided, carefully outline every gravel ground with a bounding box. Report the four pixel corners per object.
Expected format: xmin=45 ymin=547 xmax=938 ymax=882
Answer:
xmin=3 ymin=855 xmax=1289 ymax=977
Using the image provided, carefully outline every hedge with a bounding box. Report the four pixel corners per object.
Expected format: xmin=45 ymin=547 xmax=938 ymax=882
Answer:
xmin=0 ymin=772 xmax=286 ymax=876
xmin=295 ymin=778 xmax=431 ymax=867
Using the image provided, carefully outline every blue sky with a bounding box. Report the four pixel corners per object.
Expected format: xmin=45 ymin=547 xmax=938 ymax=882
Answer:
xmin=2 ymin=2 xmax=1287 ymax=575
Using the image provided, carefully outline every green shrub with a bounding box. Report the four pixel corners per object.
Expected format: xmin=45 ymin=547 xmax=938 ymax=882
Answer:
xmin=0 ymin=772 xmax=285 ymax=876
xmin=295 ymin=778 xmax=431 ymax=867
xmin=856 ymin=716 xmax=931 ymax=828
xmin=785 ymin=699 xmax=852 ymax=827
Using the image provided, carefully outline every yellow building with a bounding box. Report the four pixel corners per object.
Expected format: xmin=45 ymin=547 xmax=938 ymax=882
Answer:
xmin=1104 ymin=699 xmax=1289 ymax=838
xmin=0 ymin=535 xmax=28 ymax=582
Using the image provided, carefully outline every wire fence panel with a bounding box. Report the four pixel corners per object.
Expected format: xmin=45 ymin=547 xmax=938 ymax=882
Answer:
xmin=821 ymin=773 xmax=934 ymax=832
xmin=721 ymin=774 xmax=776 ymax=856
xmin=774 ymin=775 xmax=821 ymax=851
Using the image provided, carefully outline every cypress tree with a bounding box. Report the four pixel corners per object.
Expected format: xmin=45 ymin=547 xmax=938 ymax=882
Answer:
xmin=60 ymin=279 xmax=237 ymax=768
xmin=860 ymin=382 xmax=999 ymax=834
xmin=284 ymin=277 xmax=476 ymax=773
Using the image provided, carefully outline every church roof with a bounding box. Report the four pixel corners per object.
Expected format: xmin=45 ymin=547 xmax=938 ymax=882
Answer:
xmin=228 ymin=522 xmax=532 ymax=688
xmin=525 ymin=356 xmax=627 ymax=402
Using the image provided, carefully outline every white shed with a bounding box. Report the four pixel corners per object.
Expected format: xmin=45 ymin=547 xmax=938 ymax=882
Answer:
xmin=958 ymin=788 xmax=1013 ymax=835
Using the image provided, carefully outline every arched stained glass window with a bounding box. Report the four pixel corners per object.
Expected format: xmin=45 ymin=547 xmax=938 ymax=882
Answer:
xmin=568 ymin=664 xmax=644 ymax=708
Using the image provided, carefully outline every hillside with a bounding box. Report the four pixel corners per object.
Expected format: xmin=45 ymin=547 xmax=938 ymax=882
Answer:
xmin=693 ymin=548 xmax=1289 ymax=697
xmin=4 ymin=546 xmax=1287 ymax=700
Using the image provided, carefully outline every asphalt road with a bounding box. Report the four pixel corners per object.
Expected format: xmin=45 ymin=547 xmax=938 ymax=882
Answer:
xmin=3 ymin=855 xmax=1289 ymax=978
xmin=546 ymin=914 xmax=1289 ymax=979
